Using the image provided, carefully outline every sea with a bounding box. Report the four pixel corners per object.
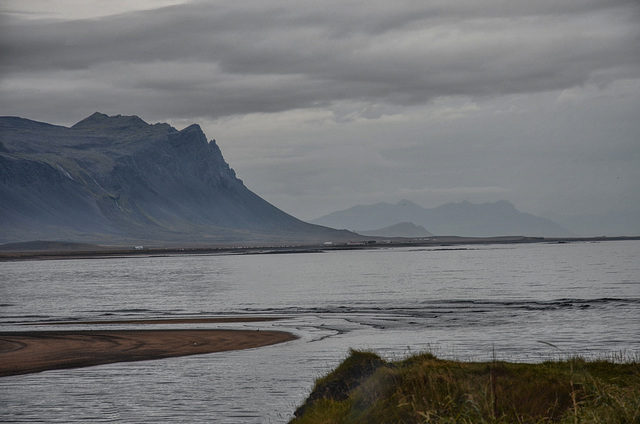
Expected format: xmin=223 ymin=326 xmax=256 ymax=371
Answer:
xmin=1 ymin=240 xmax=639 ymax=423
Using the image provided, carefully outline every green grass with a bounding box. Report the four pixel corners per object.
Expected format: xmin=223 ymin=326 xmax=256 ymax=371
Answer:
xmin=290 ymin=350 xmax=640 ymax=423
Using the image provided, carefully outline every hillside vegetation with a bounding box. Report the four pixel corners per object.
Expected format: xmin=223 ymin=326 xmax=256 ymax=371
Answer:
xmin=291 ymin=350 xmax=640 ymax=423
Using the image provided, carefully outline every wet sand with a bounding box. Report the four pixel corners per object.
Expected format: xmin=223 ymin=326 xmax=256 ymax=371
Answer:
xmin=0 ymin=326 xmax=297 ymax=377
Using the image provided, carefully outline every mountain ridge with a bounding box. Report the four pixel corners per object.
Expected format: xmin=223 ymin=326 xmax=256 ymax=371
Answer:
xmin=0 ymin=113 xmax=357 ymax=245
xmin=312 ymin=200 xmax=574 ymax=237
xmin=358 ymin=222 xmax=433 ymax=238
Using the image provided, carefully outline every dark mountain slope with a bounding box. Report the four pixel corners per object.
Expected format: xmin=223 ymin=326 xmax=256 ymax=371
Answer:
xmin=0 ymin=113 xmax=354 ymax=245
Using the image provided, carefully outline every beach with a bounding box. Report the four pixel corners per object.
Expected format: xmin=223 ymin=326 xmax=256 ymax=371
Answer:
xmin=0 ymin=321 xmax=297 ymax=377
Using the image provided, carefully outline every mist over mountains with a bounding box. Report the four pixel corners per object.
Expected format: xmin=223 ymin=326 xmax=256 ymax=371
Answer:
xmin=0 ymin=113 xmax=354 ymax=245
xmin=540 ymin=210 xmax=640 ymax=238
xmin=312 ymin=200 xmax=577 ymax=238
xmin=2 ymin=113 xmax=636 ymax=245
xmin=358 ymin=222 xmax=433 ymax=238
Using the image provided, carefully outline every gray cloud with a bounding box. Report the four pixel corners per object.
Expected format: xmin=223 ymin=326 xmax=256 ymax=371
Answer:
xmin=1 ymin=0 xmax=639 ymax=222
xmin=2 ymin=0 xmax=639 ymax=120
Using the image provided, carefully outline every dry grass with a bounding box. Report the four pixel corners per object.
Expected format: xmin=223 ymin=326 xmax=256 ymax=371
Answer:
xmin=290 ymin=350 xmax=640 ymax=424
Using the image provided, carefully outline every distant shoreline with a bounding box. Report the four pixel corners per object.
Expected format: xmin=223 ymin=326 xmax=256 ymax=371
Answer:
xmin=23 ymin=316 xmax=285 ymax=326
xmin=0 ymin=235 xmax=638 ymax=262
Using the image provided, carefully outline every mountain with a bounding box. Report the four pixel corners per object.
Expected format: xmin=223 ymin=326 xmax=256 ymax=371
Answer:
xmin=0 ymin=113 xmax=356 ymax=245
xmin=312 ymin=200 xmax=574 ymax=237
xmin=358 ymin=222 xmax=433 ymax=238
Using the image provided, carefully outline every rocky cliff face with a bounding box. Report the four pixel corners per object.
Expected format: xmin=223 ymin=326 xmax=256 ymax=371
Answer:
xmin=0 ymin=113 xmax=352 ymax=245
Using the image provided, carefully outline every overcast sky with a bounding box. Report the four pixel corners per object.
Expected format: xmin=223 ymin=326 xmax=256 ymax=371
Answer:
xmin=2 ymin=0 xmax=639 ymax=221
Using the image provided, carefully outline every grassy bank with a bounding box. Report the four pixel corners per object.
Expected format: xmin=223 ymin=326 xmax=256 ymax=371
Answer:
xmin=290 ymin=350 xmax=639 ymax=423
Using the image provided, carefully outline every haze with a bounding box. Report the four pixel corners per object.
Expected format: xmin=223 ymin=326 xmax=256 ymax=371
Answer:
xmin=1 ymin=0 xmax=639 ymax=222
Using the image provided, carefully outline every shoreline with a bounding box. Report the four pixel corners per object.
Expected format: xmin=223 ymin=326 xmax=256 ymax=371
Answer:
xmin=0 ymin=324 xmax=297 ymax=377
xmin=23 ymin=316 xmax=285 ymax=326
xmin=1 ymin=236 xmax=638 ymax=262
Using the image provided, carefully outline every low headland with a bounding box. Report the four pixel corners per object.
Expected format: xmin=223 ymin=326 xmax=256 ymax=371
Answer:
xmin=290 ymin=350 xmax=640 ymax=424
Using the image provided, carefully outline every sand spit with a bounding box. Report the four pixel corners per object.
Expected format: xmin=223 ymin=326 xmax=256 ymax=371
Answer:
xmin=0 ymin=328 xmax=297 ymax=377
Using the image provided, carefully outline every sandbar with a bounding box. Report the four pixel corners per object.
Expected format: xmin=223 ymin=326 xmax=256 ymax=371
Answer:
xmin=0 ymin=328 xmax=297 ymax=377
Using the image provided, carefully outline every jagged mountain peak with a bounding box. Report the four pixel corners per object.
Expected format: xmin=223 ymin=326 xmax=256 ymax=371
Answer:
xmin=72 ymin=111 xmax=109 ymax=125
xmin=70 ymin=112 xmax=175 ymax=137
xmin=0 ymin=114 xmax=357 ymax=245
xmin=72 ymin=112 xmax=146 ymax=128
xmin=176 ymin=123 xmax=208 ymax=143
xmin=181 ymin=123 xmax=202 ymax=132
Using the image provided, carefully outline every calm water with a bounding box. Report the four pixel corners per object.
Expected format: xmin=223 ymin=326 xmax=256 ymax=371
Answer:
xmin=1 ymin=240 xmax=639 ymax=422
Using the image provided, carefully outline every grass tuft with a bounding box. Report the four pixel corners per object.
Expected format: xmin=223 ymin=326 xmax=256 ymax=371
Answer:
xmin=290 ymin=350 xmax=640 ymax=424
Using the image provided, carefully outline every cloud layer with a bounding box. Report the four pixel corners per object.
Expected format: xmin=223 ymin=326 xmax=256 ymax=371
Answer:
xmin=1 ymin=0 xmax=639 ymax=220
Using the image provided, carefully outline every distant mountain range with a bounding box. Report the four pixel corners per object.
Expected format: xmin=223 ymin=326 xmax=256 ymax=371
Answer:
xmin=358 ymin=222 xmax=433 ymax=238
xmin=0 ymin=113 xmax=356 ymax=246
xmin=312 ymin=200 xmax=576 ymax=237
